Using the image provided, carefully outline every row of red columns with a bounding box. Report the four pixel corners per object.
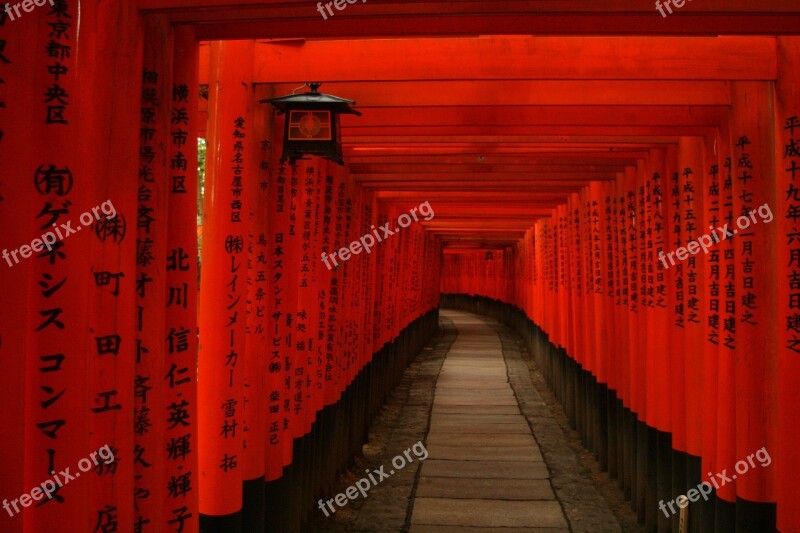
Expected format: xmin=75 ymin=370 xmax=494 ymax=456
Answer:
xmin=0 ymin=14 xmax=442 ymax=533
xmin=441 ymin=249 xmax=515 ymax=303
xmin=441 ymin=38 xmax=800 ymax=532
xmin=1 ymin=2 xmax=142 ymax=532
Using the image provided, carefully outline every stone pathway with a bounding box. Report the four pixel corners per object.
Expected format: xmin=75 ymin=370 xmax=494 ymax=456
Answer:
xmin=409 ymin=311 xmax=568 ymax=532
xmin=314 ymin=309 xmax=622 ymax=532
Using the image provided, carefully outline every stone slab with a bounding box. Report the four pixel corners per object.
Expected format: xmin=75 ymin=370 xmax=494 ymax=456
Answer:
xmin=425 ymin=433 xmax=538 ymax=447
xmin=431 ymin=405 xmax=521 ymax=415
xmin=440 ymin=360 xmax=506 ymax=366
xmin=429 ymin=413 xmax=526 ymax=425
xmin=434 ymin=388 xmax=514 ymax=396
xmin=416 ymin=477 xmax=556 ymax=500
xmin=437 ymin=365 xmax=504 ymax=370
xmin=419 ymin=460 xmax=550 ymax=479
xmin=434 ymin=379 xmax=510 ymax=388
xmin=426 ymin=444 xmax=543 ymax=462
xmin=410 ymin=527 xmax=569 ymax=533
xmin=411 ymin=498 xmax=568 ymax=528
xmin=438 ymin=362 xmax=504 ymax=366
xmin=433 ymin=396 xmax=518 ymax=406
xmin=423 ymin=423 xmax=531 ymax=434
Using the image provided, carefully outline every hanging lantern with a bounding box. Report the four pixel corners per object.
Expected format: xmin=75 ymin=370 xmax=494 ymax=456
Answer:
xmin=261 ymin=82 xmax=361 ymax=165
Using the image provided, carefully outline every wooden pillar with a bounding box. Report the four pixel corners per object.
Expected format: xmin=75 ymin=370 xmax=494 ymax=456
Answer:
xmin=644 ymin=149 xmax=668 ymax=531
xmin=1 ymin=1 xmax=141 ymax=531
xmin=677 ymin=136 xmax=706 ymax=458
xmin=677 ymin=136 xmax=706 ymax=530
xmin=198 ymin=39 xmax=255 ymax=528
xmin=714 ymin=122 xmax=738 ymax=529
xmin=135 ymin=15 xmax=172 ymax=530
xmin=0 ymin=7 xmax=36 ymax=531
xmin=265 ymin=151 xmax=289 ymax=482
xmin=321 ymin=163 xmax=344 ymax=407
xmin=775 ymin=36 xmax=800 ymax=533
xmin=590 ymin=180 xmax=610 ymax=472
xmin=648 ymin=148 xmax=672 ymax=436
xmin=160 ymin=23 xmax=201 ymax=533
xmin=729 ymin=81 xmax=778 ymax=530
xmin=699 ymin=129 xmax=725 ymax=531
xmin=241 ymin=37 xmax=270 ymax=533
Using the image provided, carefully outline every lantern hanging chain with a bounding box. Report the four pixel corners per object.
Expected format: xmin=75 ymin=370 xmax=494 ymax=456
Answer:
xmin=291 ymin=83 xmax=309 ymax=95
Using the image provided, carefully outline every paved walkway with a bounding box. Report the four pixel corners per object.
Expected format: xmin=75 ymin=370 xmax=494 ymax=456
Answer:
xmin=410 ymin=312 xmax=567 ymax=532
xmin=314 ymin=309 xmax=622 ymax=532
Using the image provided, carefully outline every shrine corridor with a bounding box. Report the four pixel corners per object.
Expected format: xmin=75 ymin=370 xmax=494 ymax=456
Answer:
xmin=3 ymin=2 xmax=800 ymax=533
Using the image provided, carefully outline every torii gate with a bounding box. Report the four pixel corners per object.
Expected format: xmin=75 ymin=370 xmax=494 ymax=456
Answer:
xmin=1 ymin=2 xmax=800 ymax=532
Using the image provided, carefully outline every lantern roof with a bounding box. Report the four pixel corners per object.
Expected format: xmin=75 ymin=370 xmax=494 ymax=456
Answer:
xmin=262 ymin=82 xmax=362 ymax=116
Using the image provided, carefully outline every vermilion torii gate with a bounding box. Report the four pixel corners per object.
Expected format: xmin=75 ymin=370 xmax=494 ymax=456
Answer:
xmin=1 ymin=2 xmax=800 ymax=532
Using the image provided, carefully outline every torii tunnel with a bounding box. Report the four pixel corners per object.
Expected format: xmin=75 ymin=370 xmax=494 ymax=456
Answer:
xmin=2 ymin=1 xmax=800 ymax=532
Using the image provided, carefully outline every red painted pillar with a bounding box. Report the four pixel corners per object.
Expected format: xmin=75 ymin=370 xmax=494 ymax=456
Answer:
xmin=700 ymin=131 xmax=724 ymax=486
xmin=0 ymin=8 xmax=37 ymax=531
xmin=29 ymin=2 xmax=106 ymax=531
xmin=558 ymin=204 xmax=569 ymax=355
xmin=648 ymin=150 xmax=672 ymax=436
xmin=569 ymin=192 xmax=584 ymax=370
xmin=729 ymin=81 xmax=778 ymax=528
xmin=289 ymin=160 xmax=311 ymax=437
xmin=242 ymin=43 xmax=269 ymax=522
xmin=281 ymin=161 xmax=301 ymax=460
xmin=80 ymin=2 xmax=141 ymax=529
xmin=677 ymin=137 xmax=706 ymax=463
xmin=578 ymin=187 xmax=598 ymax=392
xmin=664 ymin=144 xmax=687 ymax=459
xmin=320 ymin=165 xmax=343 ymax=407
xmin=614 ymin=173 xmax=630 ymax=413
xmin=624 ymin=166 xmax=639 ymax=418
xmin=1 ymin=2 xmax=141 ymax=531
xmin=776 ymin=36 xmax=800 ymax=533
xmin=198 ymin=39 xmax=254 ymax=521
xmin=329 ymin=165 xmax=348 ymax=402
xmin=600 ymin=181 xmax=616 ymax=397
xmin=135 ymin=16 xmax=171 ymax=528
xmin=265 ymin=150 xmax=290 ymax=480
xmin=714 ymin=132 xmax=738 ymax=517
xmin=606 ymin=179 xmax=621 ymax=406
xmin=590 ymin=181 xmax=608 ymax=401
xmin=28 ymin=0 xmax=96 ymax=524
xmin=161 ymin=24 xmax=201 ymax=532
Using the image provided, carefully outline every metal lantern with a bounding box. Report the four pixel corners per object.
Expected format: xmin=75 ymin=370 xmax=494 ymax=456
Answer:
xmin=261 ymin=82 xmax=361 ymax=166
